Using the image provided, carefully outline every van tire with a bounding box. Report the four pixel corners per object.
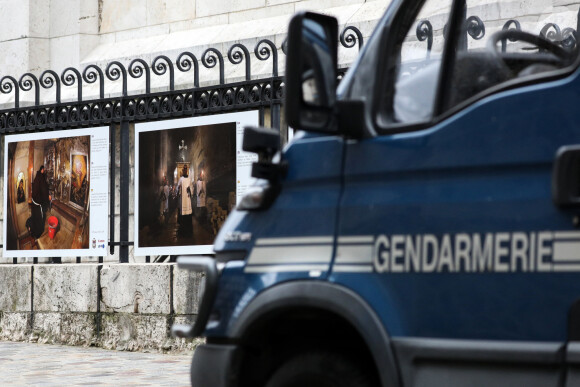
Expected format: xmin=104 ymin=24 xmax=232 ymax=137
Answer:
xmin=265 ymin=351 xmax=374 ymax=387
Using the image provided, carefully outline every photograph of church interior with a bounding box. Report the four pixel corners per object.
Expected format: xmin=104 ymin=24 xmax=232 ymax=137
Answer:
xmin=6 ymin=136 xmax=91 ymax=251
xmin=138 ymin=122 xmax=236 ymax=248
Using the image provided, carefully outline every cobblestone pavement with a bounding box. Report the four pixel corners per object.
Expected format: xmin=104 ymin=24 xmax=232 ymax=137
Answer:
xmin=0 ymin=341 xmax=192 ymax=386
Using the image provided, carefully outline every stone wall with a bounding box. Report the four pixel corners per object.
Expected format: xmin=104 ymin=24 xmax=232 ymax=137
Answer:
xmin=0 ymin=263 xmax=205 ymax=353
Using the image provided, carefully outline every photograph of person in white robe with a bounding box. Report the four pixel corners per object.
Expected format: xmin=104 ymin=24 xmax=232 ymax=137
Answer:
xmin=137 ymin=122 xmax=236 ymax=248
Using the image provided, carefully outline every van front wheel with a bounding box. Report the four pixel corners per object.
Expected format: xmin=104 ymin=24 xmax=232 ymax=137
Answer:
xmin=265 ymin=351 xmax=374 ymax=387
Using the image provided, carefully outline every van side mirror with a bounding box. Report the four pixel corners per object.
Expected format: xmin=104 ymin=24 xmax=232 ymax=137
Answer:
xmin=285 ymin=12 xmax=338 ymax=133
xmin=243 ymin=126 xmax=280 ymax=162
xmin=243 ymin=126 xmax=287 ymax=182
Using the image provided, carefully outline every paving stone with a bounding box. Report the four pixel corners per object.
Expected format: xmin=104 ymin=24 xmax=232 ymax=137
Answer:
xmin=0 ymin=341 xmax=192 ymax=386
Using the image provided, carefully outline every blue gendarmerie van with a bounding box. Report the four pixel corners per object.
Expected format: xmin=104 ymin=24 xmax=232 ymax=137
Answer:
xmin=173 ymin=0 xmax=580 ymax=386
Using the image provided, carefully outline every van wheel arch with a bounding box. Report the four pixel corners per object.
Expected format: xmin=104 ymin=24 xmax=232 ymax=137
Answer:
xmin=228 ymin=281 xmax=400 ymax=387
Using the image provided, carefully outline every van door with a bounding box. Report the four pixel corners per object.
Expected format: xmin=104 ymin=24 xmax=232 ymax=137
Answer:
xmin=331 ymin=0 xmax=580 ymax=385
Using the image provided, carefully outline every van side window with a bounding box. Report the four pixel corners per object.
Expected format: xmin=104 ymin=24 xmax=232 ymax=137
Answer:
xmin=443 ymin=1 xmax=579 ymax=112
xmin=382 ymin=0 xmax=580 ymax=128
xmin=388 ymin=0 xmax=453 ymax=124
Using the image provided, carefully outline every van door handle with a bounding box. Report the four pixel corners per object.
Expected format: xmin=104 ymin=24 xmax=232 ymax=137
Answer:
xmin=553 ymin=145 xmax=580 ymax=208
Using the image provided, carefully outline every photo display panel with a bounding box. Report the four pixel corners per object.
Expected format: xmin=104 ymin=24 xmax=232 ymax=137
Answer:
xmin=3 ymin=126 xmax=110 ymax=257
xmin=134 ymin=111 xmax=259 ymax=255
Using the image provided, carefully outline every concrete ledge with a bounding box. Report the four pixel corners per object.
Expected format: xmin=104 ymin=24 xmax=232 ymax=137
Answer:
xmin=0 ymin=263 xmax=204 ymax=353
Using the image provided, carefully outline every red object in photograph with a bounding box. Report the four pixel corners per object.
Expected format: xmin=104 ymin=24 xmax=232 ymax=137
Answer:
xmin=47 ymin=216 xmax=58 ymax=239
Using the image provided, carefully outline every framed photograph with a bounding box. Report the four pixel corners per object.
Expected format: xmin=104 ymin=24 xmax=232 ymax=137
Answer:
xmin=134 ymin=111 xmax=259 ymax=256
xmin=3 ymin=127 xmax=109 ymax=258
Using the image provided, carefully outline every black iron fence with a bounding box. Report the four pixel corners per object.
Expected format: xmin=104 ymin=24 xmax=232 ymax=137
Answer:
xmin=0 ymin=26 xmax=364 ymax=264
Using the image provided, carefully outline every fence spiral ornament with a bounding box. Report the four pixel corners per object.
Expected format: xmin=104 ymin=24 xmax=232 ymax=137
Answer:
xmin=69 ymin=106 xmax=80 ymax=123
xmin=416 ymin=20 xmax=433 ymax=58
xmin=40 ymin=70 xmax=61 ymax=104
xmin=113 ymin=101 xmax=122 ymax=118
xmin=47 ymin=107 xmax=56 ymax=124
xmin=89 ymin=103 xmax=100 ymax=120
xmin=36 ymin=108 xmax=47 ymax=125
xmin=58 ymin=106 xmax=69 ymax=124
xmin=540 ymin=23 xmax=562 ymax=47
xmin=61 ymin=67 xmax=83 ymax=102
xmin=340 ymin=26 xmax=364 ymax=51
xmin=82 ymin=64 xmax=105 ymax=99
xmin=263 ymin=83 xmax=272 ymax=102
xmin=228 ymin=43 xmax=251 ymax=81
xmin=185 ymin=93 xmax=194 ymax=111
xmin=19 ymin=73 xmax=40 ymax=106
xmin=105 ymin=61 xmax=128 ymax=97
xmin=235 ymin=85 xmax=248 ymax=104
xmin=196 ymin=91 xmax=208 ymax=109
xmin=80 ymin=104 xmax=90 ymax=121
xmin=160 ymin=96 xmax=171 ymax=114
xmin=501 ymin=20 xmax=521 ymax=52
xmin=202 ymin=48 xmax=225 ymax=85
xmin=134 ymin=97 xmax=145 ymax=116
xmin=1 ymin=76 xmax=19 ymax=109
xmin=561 ymin=27 xmax=577 ymax=50
xmin=172 ymin=94 xmax=184 ymax=113
xmin=176 ymin=52 xmax=200 ymax=88
xmin=249 ymin=84 xmax=260 ymax=103
xmin=275 ymin=81 xmax=284 ymax=100
xmin=129 ymin=58 xmax=151 ymax=94
xmin=502 ymin=19 xmax=521 ymax=32
xmin=148 ymin=97 xmax=159 ymax=115
xmin=27 ymin=110 xmax=36 ymax=126
xmin=223 ymin=87 xmax=235 ymax=106
xmin=210 ymin=89 xmax=221 ymax=108
xmin=466 ymin=16 xmax=485 ymax=40
xmin=152 ymin=55 xmax=175 ymax=91
xmin=7 ymin=112 xmax=17 ymax=128
xmin=255 ymin=39 xmax=278 ymax=77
